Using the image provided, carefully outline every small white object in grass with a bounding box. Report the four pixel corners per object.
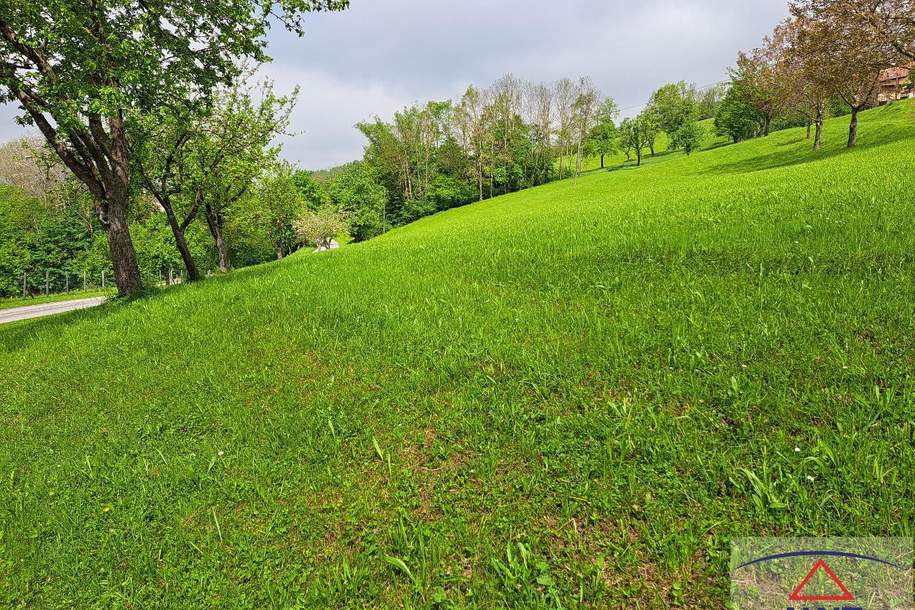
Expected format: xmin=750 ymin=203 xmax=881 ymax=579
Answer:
xmin=806 ymin=475 xmax=815 ymax=482
xmin=314 ymin=239 xmax=340 ymax=253
xmin=218 ymin=450 xmax=224 ymax=456
xmin=794 ymin=447 xmax=801 ymax=453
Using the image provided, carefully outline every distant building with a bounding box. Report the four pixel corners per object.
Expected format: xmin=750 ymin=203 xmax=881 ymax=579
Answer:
xmin=877 ymin=64 xmax=914 ymax=104
xmin=314 ymin=239 xmax=340 ymax=253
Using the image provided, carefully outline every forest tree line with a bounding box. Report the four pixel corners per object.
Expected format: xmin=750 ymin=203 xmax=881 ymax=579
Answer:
xmin=0 ymin=0 xmax=912 ymax=297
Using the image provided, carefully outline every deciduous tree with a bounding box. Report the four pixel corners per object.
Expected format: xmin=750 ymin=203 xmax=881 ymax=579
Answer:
xmin=646 ymin=82 xmax=699 ymax=148
xmin=586 ymin=98 xmax=619 ymax=169
xmin=715 ymin=82 xmax=764 ymax=143
xmin=571 ymin=78 xmax=600 ymax=177
xmin=294 ymin=205 xmax=349 ymax=250
xmin=0 ymin=0 xmax=347 ymax=295
xmin=255 ymin=163 xmax=306 ymax=260
xmin=798 ymin=0 xmax=914 ymax=60
xmin=792 ymin=0 xmax=897 ymax=146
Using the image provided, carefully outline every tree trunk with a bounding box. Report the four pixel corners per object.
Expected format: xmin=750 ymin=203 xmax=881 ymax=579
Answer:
xmin=162 ymin=209 xmax=200 ymax=281
xmin=489 ymin=138 xmax=495 ymax=197
xmin=813 ymin=106 xmax=824 ymax=151
xmin=575 ymin=139 xmax=582 ymax=178
xmin=847 ymin=107 xmax=859 ymax=148
xmin=636 ymin=146 xmax=642 ymax=167
xmin=204 ymin=202 xmax=231 ymax=273
xmin=763 ymin=115 xmax=771 ymax=137
xmin=648 ymin=141 xmax=655 ymax=157
xmin=103 ymin=191 xmax=143 ymax=297
xmin=276 ymin=244 xmax=285 ymax=260
xmin=600 ymin=154 xmax=605 ymax=169
xmin=806 ymin=122 xmax=812 ymax=139
xmin=104 ymin=115 xmax=143 ymax=297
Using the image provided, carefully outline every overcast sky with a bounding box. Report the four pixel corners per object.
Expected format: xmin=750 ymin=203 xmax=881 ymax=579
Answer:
xmin=0 ymin=0 xmax=790 ymax=170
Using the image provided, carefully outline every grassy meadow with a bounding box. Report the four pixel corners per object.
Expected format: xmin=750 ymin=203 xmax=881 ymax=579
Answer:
xmin=1 ymin=101 xmax=913 ymax=608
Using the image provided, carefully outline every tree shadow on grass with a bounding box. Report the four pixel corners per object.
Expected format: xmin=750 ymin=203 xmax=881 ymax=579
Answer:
xmin=603 ymin=164 xmax=643 ymax=174
xmin=704 ymin=140 xmax=734 ymax=152
xmin=698 ymin=128 xmax=911 ymax=176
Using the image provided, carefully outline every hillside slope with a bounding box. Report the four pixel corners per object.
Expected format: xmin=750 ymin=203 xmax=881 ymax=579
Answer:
xmin=1 ymin=102 xmax=914 ymax=608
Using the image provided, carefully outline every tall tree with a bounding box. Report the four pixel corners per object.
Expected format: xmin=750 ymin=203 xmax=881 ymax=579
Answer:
xmin=137 ymin=75 xmax=295 ymax=276
xmin=697 ymin=83 xmax=728 ymax=120
xmin=639 ymin=112 xmax=661 ymax=157
xmin=553 ymin=78 xmax=577 ymax=180
xmin=255 ymin=162 xmax=306 ymax=260
xmin=0 ymin=0 xmax=348 ymax=296
xmin=645 ymin=82 xmax=699 ymax=148
xmin=134 ymin=106 xmax=204 ymax=280
xmin=455 ymin=85 xmax=487 ymax=202
xmin=326 ymin=162 xmax=388 ymax=241
xmin=199 ymin=83 xmax=294 ymax=271
xmin=715 ymin=82 xmax=764 ymax=143
xmin=792 ymin=0 xmax=897 ymax=146
xmin=571 ymin=77 xmax=600 ymax=177
xmin=778 ymin=17 xmax=832 ymax=150
xmin=732 ymin=49 xmax=786 ymax=137
xmin=619 ymin=117 xmax=648 ymax=166
xmin=586 ymin=98 xmax=619 ymax=169
xmin=525 ymin=82 xmax=556 ymax=182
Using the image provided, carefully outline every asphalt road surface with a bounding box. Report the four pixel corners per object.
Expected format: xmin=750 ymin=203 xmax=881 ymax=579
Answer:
xmin=0 ymin=297 xmax=107 ymax=325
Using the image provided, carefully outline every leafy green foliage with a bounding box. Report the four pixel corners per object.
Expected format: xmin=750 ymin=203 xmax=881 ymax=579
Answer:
xmin=0 ymin=0 xmax=347 ymax=124
xmin=585 ymin=99 xmax=619 ymax=168
xmin=251 ymin=163 xmax=308 ymax=259
xmin=716 ymin=81 xmax=764 ymax=143
xmin=0 ymin=182 xmax=216 ymax=297
xmin=671 ymin=119 xmax=705 ymax=155
xmin=645 ymin=82 xmax=700 ymax=148
xmin=325 ymin=163 xmax=389 ymax=241
xmin=293 ymin=170 xmax=330 ymax=211
xmin=293 ymin=205 xmax=350 ymax=249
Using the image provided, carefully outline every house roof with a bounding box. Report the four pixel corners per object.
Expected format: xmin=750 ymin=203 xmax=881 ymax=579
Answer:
xmin=880 ymin=64 xmax=913 ymax=82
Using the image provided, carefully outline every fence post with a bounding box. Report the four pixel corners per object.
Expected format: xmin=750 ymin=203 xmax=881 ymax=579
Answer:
xmin=65 ymin=272 xmax=69 ymax=293
xmin=101 ymin=270 xmax=105 ymax=289
xmin=83 ymin=271 xmax=87 ymax=291
xmin=22 ymin=271 xmax=26 ymax=298
xmin=45 ymin=270 xmax=49 ymax=295
xmin=169 ymin=267 xmax=173 ymax=286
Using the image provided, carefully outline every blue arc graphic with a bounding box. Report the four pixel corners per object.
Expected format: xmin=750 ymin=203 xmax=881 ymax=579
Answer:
xmin=736 ymin=550 xmax=907 ymax=570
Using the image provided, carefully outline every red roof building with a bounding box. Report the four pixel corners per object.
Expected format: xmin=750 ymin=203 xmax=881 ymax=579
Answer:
xmin=877 ymin=63 xmax=913 ymax=104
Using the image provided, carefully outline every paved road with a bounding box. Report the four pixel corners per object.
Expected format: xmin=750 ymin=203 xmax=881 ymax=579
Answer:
xmin=0 ymin=296 xmax=107 ymax=325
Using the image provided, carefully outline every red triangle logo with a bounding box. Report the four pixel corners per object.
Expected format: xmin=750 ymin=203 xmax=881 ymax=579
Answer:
xmin=788 ymin=559 xmax=855 ymax=602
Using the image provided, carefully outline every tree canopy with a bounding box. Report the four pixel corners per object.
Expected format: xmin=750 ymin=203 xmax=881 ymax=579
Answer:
xmin=0 ymin=0 xmax=347 ymax=295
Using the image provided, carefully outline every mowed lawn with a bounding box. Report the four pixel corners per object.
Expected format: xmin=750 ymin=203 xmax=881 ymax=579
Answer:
xmin=1 ymin=102 xmax=913 ymax=609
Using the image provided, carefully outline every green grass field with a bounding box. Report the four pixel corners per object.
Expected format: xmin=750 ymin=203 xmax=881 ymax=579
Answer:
xmin=1 ymin=101 xmax=913 ymax=609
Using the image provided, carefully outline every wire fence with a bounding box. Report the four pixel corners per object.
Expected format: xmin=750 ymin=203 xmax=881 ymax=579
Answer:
xmin=9 ymin=267 xmax=186 ymax=299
